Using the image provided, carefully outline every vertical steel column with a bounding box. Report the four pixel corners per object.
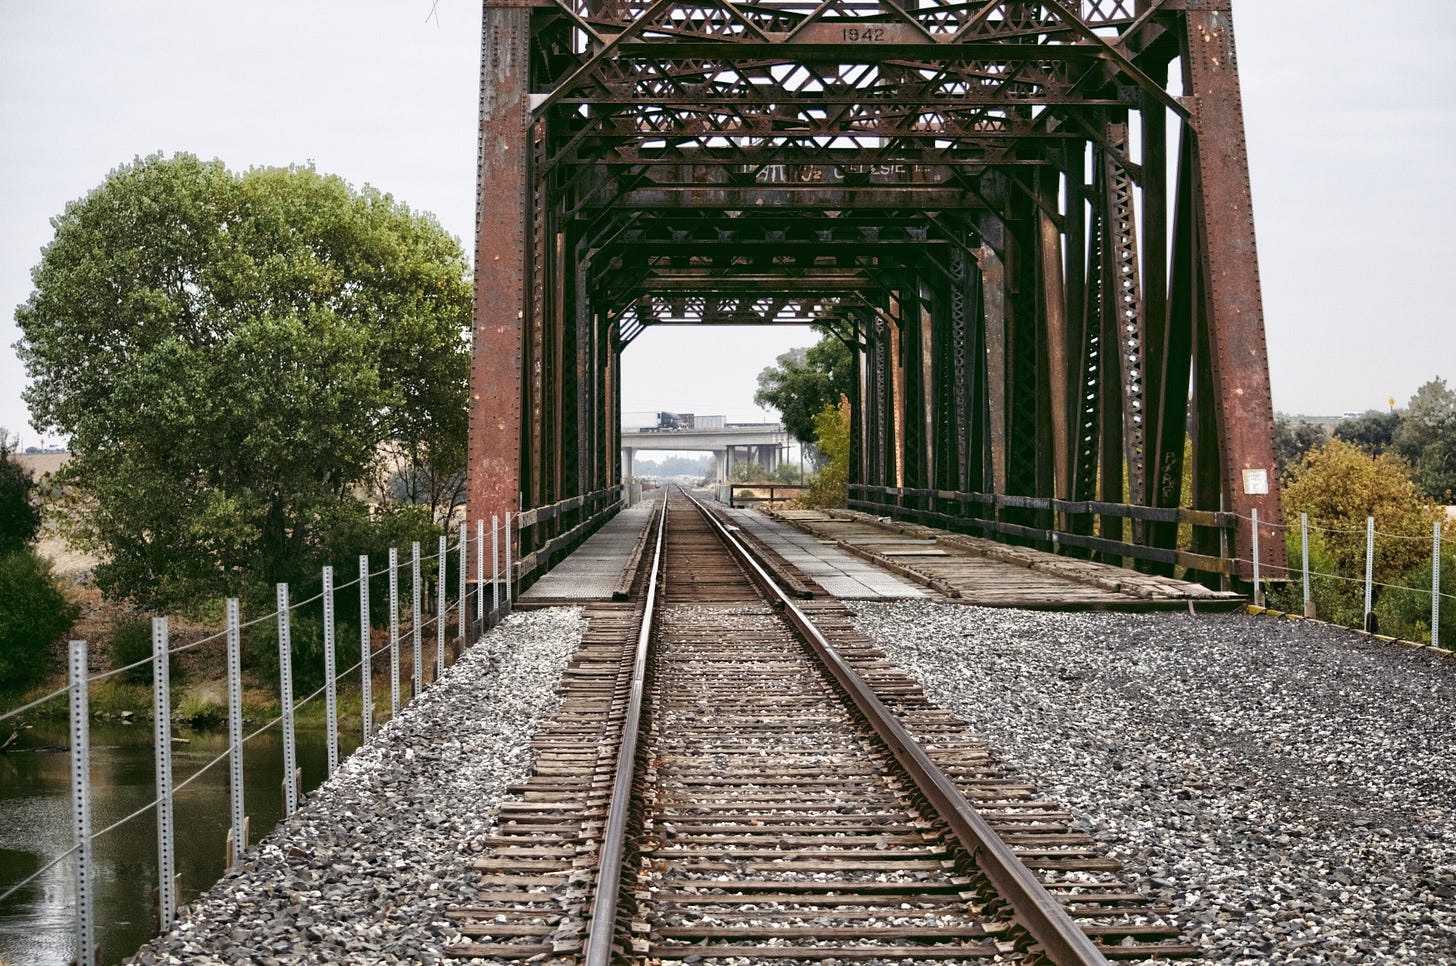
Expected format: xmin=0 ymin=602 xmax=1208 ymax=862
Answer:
xmin=976 ymin=238 xmax=1007 ymax=496
xmin=1181 ymin=6 xmax=1284 ymax=578
xmin=226 ymin=599 xmax=245 ymax=864
xmin=68 ymin=640 xmax=95 ymax=966
xmin=359 ymin=555 xmax=373 ymax=740
xmin=468 ymin=1 xmax=534 ymax=528
xmin=152 ymin=617 xmax=176 ymax=928
xmin=1364 ymin=517 xmax=1376 ymax=632
xmin=322 ymin=566 xmax=338 ymax=776
xmin=276 ymin=585 xmax=298 ymax=818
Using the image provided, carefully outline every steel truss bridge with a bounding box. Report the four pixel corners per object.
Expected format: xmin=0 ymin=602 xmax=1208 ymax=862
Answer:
xmin=467 ymin=0 xmax=1285 ymax=584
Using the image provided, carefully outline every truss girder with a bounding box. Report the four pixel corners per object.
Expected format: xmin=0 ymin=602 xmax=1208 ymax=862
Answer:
xmin=469 ymin=0 xmax=1285 ymax=584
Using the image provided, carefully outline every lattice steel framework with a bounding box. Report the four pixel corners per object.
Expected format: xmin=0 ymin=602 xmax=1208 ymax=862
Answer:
xmin=468 ymin=0 xmax=1285 ymax=579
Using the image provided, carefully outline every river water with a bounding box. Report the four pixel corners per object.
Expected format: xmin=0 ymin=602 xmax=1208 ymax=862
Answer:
xmin=0 ymin=718 xmax=362 ymax=965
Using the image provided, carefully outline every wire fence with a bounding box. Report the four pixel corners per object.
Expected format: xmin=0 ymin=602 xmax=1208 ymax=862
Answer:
xmin=0 ymin=514 xmax=520 ymax=966
xmin=1243 ymin=509 xmax=1450 ymax=650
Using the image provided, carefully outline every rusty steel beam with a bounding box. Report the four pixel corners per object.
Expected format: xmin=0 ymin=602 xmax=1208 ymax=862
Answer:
xmin=468 ymin=0 xmax=533 ymax=530
xmin=468 ymin=0 xmax=1286 ymax=590
xmin=1181 ymin=7 xmax=1286 ymax=580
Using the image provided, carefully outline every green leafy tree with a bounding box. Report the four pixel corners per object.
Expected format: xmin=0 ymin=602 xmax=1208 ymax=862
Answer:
xmin=14 ymin=153 xmax=471 ymax=610
xmin=1276 ymin=439 xmax=1444 ymax=627
xmin=1392 ymin=377 xmax=1456 ymax=502
xmin=0 ymin=549 xmax=80 ymax=691
xmin=802 ymin=396 xmax=850 ymax=508
xmin=0 ymin=433 xmax=42 ymax=556
xmin=754 ymin=333 xmax=854 ymax=448
xmin=1273 ymin=415 xmax=1328 ymax=479
xmin=1333 ymin=409 xmax=1402 ymax=456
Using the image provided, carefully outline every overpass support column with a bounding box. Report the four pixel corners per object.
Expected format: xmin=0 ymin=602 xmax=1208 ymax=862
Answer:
xmin=713 ymin=450 xmax=727 ymax=483
xmin=622 ymin=447 xmax=635 ymax=481
xmin=467 ymin=0 xmax=532 ymax=528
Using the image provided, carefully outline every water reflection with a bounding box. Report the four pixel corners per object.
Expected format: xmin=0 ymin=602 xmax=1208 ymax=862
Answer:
xmin=0 ymin=719 xmax=362 ymax=965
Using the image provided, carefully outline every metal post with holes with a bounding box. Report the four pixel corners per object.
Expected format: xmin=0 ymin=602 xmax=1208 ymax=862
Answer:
xmin=68 ymin=640 xmax=95 ymax=966
xmin=323 ymin=566 xmax=338 ymax=775
xmin=226 ymin=599 xmax=245 ymax=865
xmin=389 ymin=548 xmax=400 ymax=716
xmin=412 ymin=541 xmax=423 ymax=698
xmin=504 ymin=512 xmax=513 ymax=607
xmin=476 ymin=518 xmax=486 ymax=624
xmin=356 ymin=556 xmax=369 ymax=743
xmin=437 ymin=534 xmax=447 ymax=680
xmin=1364 ymin=517 xmax=1376 ymax=633
xmin=1251 ymin=509 xmax=1263 ymax=607
xmin=359 ymin=555 xmax=373 ymax=741
xmin=152 ymin=617 xmax=176 ymax=928
xmin=491 ymin=515 xmax=500 ymax=619
xmin=1433 ymin=522 xmax=1443 ymax=650
xmin=277 ymin=584 xmax=298 ymax=817
xmin=458 ymin=523 xmax=468 ymax=648
xmin=1301 ymin=513 xmax=1314 ymax=618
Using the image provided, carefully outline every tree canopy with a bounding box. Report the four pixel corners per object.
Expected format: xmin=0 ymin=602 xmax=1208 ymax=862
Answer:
xmin=1333 ymin=409 xmax=1401 ymax=456
xmin=14 ymin=153 xmax=472 ymax=609
xmin=1392 ymin=377 xmax=1456 ymax=501
xmin=0 ymin=434 xmax=41 ymax=556
xmin=753 ymin=333 xmax=854 ymax=447
xmin=1279 ymin=438 xmax=1444 ymax=628
xmin=1273 ymin=414 xmax=1328 ymax=479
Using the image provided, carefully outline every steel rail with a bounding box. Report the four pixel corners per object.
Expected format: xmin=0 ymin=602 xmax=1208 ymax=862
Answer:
xmin=583 ymin=489 xmax=667 ymax=965
xmin=683 ymin=487 xmax=1112 ymax=966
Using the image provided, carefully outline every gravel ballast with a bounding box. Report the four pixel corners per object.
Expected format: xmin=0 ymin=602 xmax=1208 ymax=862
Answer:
xmin=127 ymin=607 xmax=584 ymax=966
xmin=850 ymin=603 xmax=1456 ymax=965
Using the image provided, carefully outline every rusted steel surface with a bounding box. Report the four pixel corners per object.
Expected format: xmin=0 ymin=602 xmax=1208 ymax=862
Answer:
xmin=447 ymin=487 xmax=1199 ymax=961
xmin=468 ymin=0 xmax=1286 ymax=589
xmin=468 ymin=2 xmax=531 ymax=530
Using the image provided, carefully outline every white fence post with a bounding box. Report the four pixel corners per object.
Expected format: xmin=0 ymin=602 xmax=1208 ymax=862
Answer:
xmin=68 ymin=640 xmax=95 ymax=965
xmin=359 ymin=555 xmax=372 ymax=740
xmin=1364 ymin=516 xmax=1376 ymax=633
xmin=226 ymin=599 xmax=246 ymax=865
xmin=1434 ymin=522 xmax=1443 ymax=650
xmin=491 ymin=515 xmax=500 ymax=619
xmin=412 ymin=541 xmax=423 ymax=698
xmin=152 ymin=617 xmax=176 ymax=928
xmin=476 ymin=518 xmax=486 ymax=623
xmin=505 ymin=512 xmax=514 ymax=607
xmin=458 ymin=522 xmax=468 ymax=647
xmin=276 ymin=584 xmax=298 ymax=817
xmin=1300 ymin=513 xmax=1313 ymax=618
xmin=437 ymin=534 xmax=447 ymax=680
xmin=323 ymin=566 xmax=338 ymax=776
xmin=388 ymin=548 xmax=400 ymax=716
xmin=1251 ymin=508 xmax=1263 ymax=607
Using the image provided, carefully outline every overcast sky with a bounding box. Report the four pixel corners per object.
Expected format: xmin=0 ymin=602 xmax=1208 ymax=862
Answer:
xmin=2 ymin=1 xmax=1452 ymax=448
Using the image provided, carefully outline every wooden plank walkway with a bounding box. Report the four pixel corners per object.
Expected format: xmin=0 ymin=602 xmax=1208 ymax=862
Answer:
xmin=768 ymin=509 xmax=1245 ymax=611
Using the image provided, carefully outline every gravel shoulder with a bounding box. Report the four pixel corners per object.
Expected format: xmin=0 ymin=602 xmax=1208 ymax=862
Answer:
xmin=849 ymin=602 xmax=1456 ymax=965
xmin=127 ymin=607 xmax=585 ymax=966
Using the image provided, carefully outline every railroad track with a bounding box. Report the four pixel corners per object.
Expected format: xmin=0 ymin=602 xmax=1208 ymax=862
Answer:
xmin=449 ymin=487 xmax=1196 ymax=963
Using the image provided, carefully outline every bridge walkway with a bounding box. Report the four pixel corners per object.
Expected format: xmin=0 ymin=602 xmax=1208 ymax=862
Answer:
xmin=770 ymin=509 xmax=1246 ymax=611
xmin=519 ymin=495 xmax=1243 ymax=610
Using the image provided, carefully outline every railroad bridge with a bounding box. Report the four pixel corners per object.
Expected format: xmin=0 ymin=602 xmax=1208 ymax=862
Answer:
xmin=467 ymin=0 xmax=1285 ymax=586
